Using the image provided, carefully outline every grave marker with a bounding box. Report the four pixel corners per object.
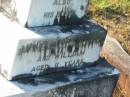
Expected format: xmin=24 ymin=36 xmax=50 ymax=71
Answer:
xmin=0 ymin=15 xmax=107 ymax=80
xmin=0 ymin=0 xmax=119 ymax=97
xmin=1 ymin=0 xmax=88 ymax=27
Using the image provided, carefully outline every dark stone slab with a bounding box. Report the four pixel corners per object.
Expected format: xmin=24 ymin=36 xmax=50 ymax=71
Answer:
xmin=14 ymin=58 xmax=119 ymax=84
xmin=0 ymin=58 xmax=119 ymax=97
xmin=33 ymin=76 xmax=118 ymax=97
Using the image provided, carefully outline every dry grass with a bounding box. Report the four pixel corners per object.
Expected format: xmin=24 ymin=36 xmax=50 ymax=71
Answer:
xmin=88 ymin=0 xmax=130 ymax=55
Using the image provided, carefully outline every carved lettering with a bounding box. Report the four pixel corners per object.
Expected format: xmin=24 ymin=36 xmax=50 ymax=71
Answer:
xmin=31 ymin=64 xmax=49 ymax=72
xmin=18 ymin=38 xmax=89 ymax=62
xmin=36 ymin=42 xmax=86 ymax=62
xmin=31 ymin=59 xmax=83 ymax=73
xmin=44 ymin=12 xmax=54 ymax=18
xmin=53 ymin=0 xmax=72 ymax=5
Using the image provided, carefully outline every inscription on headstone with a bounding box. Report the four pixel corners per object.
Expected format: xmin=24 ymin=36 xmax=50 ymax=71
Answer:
xmin=16 ymin=37 xmax=91 ymax=75
xmin=28 ymin=0 xmax=88 ymax=27
xmin=0 ymin=0 xmax=107 ymax=81
xmin=1 ymin=0 xmax=88 ymax=27
xmin=0 ymin=18 xmax=107 ymax=80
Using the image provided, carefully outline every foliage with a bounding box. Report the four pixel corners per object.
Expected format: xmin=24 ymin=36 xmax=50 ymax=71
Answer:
xmin=89 ymin=0 xmax=130 ymax=14
xmin=89 ymin=0 xmax=130 ymax=55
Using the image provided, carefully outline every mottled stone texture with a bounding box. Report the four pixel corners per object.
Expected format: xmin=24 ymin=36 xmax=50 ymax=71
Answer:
xmin=101 ymin=36 xmax=130 ymax=76
xmin=0 ymin=17 xmax=107 ymax=80
xmin=0 ymin=58 xmax=119 ymax=97
xmin=11 ymin=75 xmax=118 ymax=97
xmin=0 ymin=0 xmax=17 ymax=19
xmin=0 ymin=0 xmax=88 ymax=27
xmin=34 ymin=77 xmax=117 ymax=97
xmin=100 ymin=36 xmax=130 ymax=97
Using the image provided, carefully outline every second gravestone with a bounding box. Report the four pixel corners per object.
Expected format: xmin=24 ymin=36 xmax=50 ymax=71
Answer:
xmin=1 ymin=0 xmax=88 ymax=27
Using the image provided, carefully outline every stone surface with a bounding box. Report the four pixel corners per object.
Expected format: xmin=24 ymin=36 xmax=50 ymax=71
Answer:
xmin=0 ymin=14 xmax=107 ymax=80
xmin=0 ymin=0 xmax=88 ymax=27
xmin=0 ymin=58 xmax=119 ymax=97
xmin=101 ymin=36 xmax=130 ymax=75
xmin=101 ymin=36 xmax=130 ymax=97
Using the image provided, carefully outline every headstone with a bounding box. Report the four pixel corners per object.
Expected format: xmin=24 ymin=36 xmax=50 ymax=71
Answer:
xmin=0 ymin=0 xmax=119 ymax=96
xmin=1 ymin=0 xmax=88 ymax=27
xmin=0 ymin=15 xmax=107 ymax=80
xmin=0 ymin=59 xmax=119 ymax=97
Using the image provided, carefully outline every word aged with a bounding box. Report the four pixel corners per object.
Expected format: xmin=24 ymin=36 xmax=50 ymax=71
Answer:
xmin=31 ymin=59 xmax=84 ymax=73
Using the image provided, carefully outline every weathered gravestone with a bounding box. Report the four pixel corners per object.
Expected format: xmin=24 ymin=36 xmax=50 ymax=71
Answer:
xmin=0 ymin=0 xmax=119 ymax=97
xmin=0 ymin=14 xmax=107 ymax=80
xmin=1 ymin=0 xmax=88 ymax=27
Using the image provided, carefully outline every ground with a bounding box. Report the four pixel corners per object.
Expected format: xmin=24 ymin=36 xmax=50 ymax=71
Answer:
xmin=88 ymin=2 xmax=130 ymax=55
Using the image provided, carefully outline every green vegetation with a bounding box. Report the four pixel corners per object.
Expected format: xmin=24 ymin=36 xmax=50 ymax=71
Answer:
xmin=89 ymin=0 xmax=130 ymax=15
xmin=88 ymin=0 xmax=130 ymax=55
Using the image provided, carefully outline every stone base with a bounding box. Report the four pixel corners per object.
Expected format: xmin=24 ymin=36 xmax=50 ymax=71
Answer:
xmin=0 ymin=14 xmax=107 ymax=80
xmin=0 ymin=58 xmax=119 ymax=97
xmin=1 ymin=0 xmax=88 ymax=27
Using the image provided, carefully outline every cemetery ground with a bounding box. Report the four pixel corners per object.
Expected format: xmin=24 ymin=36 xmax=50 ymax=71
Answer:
xmin=88 ymin=0 xmax=130 ymax=55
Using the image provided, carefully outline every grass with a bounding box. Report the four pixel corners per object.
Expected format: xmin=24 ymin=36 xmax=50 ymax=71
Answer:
xmin=89 ymin=0 xmax=130 ymax=14
xmin=88 ymin=0 xmax=130 ymax=55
